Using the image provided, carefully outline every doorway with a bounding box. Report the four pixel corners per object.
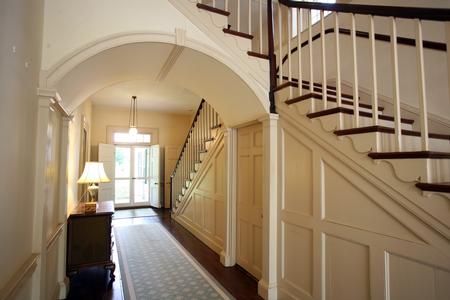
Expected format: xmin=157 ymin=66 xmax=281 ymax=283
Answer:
xmin=98 ymin=131 xmax=164 ymax=208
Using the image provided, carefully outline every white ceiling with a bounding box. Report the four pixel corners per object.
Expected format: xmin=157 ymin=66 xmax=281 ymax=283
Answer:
xmin=90 ymin=80 xmax=201 ymax=115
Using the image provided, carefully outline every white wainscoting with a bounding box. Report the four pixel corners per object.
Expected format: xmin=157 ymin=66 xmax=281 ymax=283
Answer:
xmin=278 ymin=119 xmax=450 ymax=300
xmin=175 ymin=141 xmax=226 ymax=255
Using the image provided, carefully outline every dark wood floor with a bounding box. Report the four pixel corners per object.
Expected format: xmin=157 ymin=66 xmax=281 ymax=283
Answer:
xmin=66 ymin=209 xmax=262 ymax=300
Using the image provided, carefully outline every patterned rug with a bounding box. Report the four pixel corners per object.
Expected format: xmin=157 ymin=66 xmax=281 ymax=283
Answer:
xmin=113 ymin=208 xmax=158 ymax=219
xmin=114 ymin=223 xmax=233 ymax=300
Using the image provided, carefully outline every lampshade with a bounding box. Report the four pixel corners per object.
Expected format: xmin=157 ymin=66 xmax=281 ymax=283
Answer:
xmin=77 ymin=162 xmax=110 ymax=184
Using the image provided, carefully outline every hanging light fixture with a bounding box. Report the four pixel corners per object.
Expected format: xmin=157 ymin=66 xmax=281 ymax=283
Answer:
xmin=128 ymin=95 xmax=138 ymax=135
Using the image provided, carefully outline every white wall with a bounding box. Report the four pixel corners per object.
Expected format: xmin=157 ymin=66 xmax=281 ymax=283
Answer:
xmin=0 ymin=0 xmax=45 ymax=296
xmin=175 ymin=137 xmax=227 ymax=255
xmin=41 ymin=0 xmax=224 ymax=72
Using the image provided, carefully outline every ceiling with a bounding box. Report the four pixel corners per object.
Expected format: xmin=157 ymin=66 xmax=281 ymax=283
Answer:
xmin=90 ymin=80 xmax=201 ymax=115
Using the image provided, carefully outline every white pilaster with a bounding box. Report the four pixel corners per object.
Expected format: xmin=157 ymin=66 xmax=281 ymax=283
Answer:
xmin=57 ymin=116 xmax=71 ymax=299
xmin=31 ymin=95 xmax=52 ymax=300
xmin=258 ymin=114 xmax=279 ymax=300
xmin=221 ymin=128 xmax=237 ymax=267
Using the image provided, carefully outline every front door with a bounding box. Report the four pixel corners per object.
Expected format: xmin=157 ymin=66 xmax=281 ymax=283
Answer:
xmin=114 ymin=146 xmax=155 ymax=207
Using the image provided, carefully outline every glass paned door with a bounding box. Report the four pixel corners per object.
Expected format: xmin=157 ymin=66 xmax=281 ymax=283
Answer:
xmin=114 ymin=146 xmax=151 ymax=207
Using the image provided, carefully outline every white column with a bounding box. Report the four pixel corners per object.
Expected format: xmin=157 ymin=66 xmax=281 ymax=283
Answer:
xmin=31 ymin=94 xmax=52 ymax=300
xmin=258 ymin=114 xmax=279 ymax=300
xmin=57 ymin=116 xmax=71 ymax=299
xmin=221 ymin=128 xmax=237 ymax=267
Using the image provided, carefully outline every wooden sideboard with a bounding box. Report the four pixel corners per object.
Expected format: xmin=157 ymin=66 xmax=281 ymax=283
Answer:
xmin=66 ymin=201 xmax=115 ymax=281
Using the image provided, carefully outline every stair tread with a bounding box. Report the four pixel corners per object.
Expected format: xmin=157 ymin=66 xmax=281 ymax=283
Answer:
xmin=247 ymin=51 xmax=269 ymax=60
xmin=196 ymin=3 xmax=230 ymax=16
xmin=286 ymin=92 xmax=384 ymax=111
xmin=223 ymin=28 xmax=253 ymax=39
xmin=368 ymin=151 xmax=450 ymax=159
xmin=307 ymin=107 xmax=414 ymax=125
xmin=334 ymin=125 xmax=450 ymax=141
xmin=415 ymin=182 xmax=450 ymax=193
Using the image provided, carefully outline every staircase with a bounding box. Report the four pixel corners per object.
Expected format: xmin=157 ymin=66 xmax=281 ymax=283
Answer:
xmin=175 ymin=0 xmax=450 ymax=197
xmin=171 ymin=100 xmax=222 ymax=213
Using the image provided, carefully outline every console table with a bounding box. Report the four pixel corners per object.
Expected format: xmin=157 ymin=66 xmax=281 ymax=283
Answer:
xmin=66 ymin=201 xmax=115 ymax=281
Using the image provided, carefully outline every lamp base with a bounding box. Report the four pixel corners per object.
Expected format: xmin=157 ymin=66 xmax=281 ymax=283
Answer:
xmin=84 ymin=202 xmax=98 ymax=213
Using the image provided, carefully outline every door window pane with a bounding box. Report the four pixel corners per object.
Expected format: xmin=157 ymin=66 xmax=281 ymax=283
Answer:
xmin=134 ymin=147 xmax=149 ymax=178
xmin=134 ymin=179 xmax=150 ymax=203
xmin=115 ymin=147 xmax=130 ymax=178
xmin=115 ymin=180 xmax=130 ymax=204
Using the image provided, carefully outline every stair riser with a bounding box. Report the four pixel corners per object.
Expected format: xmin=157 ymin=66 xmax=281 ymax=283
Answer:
xmin=200 ymin=152 xmax=208 ymax=161
xmin=196 ymin=5 xmax=228 ymax=28
xmin=292 ymin=97 xmax=376 ymax=115
xmin=344 ymin=132 xmax=450 ymax=153
xmin=312 ymin=113 xmax=413 ymax=132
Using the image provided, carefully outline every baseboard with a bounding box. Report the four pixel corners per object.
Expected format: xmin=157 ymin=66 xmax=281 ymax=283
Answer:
xmin=258 ymin=279 xmax=278 ymax=300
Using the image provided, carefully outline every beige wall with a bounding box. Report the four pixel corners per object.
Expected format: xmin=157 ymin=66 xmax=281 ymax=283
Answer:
xmin=0 ymin=0 xmax=45 ymax=294
xmin=90 ymin=105 xmax=192 ymax=160
xmin=66 ymin=101 xmax=92 ymax=214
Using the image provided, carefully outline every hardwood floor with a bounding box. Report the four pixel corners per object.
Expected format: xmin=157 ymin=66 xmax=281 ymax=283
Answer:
xmin=66 ymin=209 xmax=262 ymax=300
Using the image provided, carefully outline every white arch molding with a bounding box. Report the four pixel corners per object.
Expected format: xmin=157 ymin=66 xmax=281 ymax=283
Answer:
xmin=40 ymin=31 xmax=270 ymax=126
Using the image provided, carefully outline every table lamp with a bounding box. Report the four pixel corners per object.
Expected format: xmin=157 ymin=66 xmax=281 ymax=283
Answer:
xmin=77 ymin=162 xmax=110 ymax=212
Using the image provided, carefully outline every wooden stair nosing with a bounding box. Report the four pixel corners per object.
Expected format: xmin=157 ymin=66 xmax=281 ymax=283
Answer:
xmin=286 ymin=92 xmax=384 ymax=111
xmin=415 ymin=182 xmax=450 ymax=193
xmin=368 ymin=151 xmax=450 ymax=159
xmin=196 ymin=3 xmax=230 ymax=16
xmin=334 ymin=125 xmax=450 ymax=141
xmin=223 ymin=28 xmax=253 ymax=39
xmin=307 ymin=107 xmax=414 ymax=125
xmin=247 ymin=51 xmax=269 ymax=60
xmin=211 ymin=124 xmax=222 ymax=129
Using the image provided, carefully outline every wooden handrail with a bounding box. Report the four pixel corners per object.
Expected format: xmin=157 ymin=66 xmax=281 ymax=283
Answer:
xmin=171 ymin=99 xmax=205 ymax=178
xmin=46 ymin=222 xmax=64 ymax=251
xmin=0 ymin=254 xmax=39 ymax=300
xmin=279 ymin=0 xmax=450 ymax=21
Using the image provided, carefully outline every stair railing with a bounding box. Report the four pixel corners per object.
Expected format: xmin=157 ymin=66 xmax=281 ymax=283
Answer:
xmin=275 ymin=0 xmax=450 ymax=153
xmin=170 ymin=99 xmax=221 ymax=211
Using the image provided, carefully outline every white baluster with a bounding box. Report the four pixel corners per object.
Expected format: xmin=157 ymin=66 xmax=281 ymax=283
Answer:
xmin=248 ymin=0 xmax=252 ymax=36
xmin=237 ymin=0 xmax=241 ymax=32
xmin=213 ymin=0 xmax=216 ymax=8
xmin=288 ymin=7 xmax=293 ymax=99
xmin=320 ymin=10 xmax=327 ymax=109
xmin=415 ymin=19 xmax=429 ymax=151
xmin=369 ymin=15 xmax=379 ymax=128
xmin=297 ymin=8 xmax=302 ymax=96
xmin=390 ymin=17 xmax=402 ymax=151
xmin=446 ymin=22 xmax=450 ymax=126
xmin=259 ymin=0 xmax=263 ymax=53
xmin=225 ymin=0 xmax=229 ymax=12
xmin=308 ymin=9 xmax=314 ymax=112
xmin=334 ymin=12 xmax=342 ymax=108
xmin=278 ymin=2 xmax=283 ymax=85
xmin=351 ymin=13 xmax=359 ymax=127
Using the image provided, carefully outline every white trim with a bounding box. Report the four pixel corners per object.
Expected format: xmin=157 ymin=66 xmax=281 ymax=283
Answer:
xmin=106 ymin=126 xmax=159 ymax=145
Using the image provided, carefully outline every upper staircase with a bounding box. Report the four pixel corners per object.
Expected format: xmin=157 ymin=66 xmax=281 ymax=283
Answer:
xmin=172 ymin=0 xmax=450 ymax=215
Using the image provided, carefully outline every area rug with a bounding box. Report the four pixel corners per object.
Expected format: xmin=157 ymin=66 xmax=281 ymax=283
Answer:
xmin=114 ymin=223 xmax=233 ymax=300
xmin=113 ymin=208 xmax=158 ymax=219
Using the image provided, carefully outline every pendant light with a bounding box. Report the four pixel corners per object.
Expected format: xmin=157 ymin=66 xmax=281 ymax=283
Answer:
xmin=128 ymin=96 xmax=138 ymax=135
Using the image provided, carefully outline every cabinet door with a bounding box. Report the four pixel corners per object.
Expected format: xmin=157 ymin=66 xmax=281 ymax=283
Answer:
xmin=68 ymin=216 xmax=110 ymax=266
